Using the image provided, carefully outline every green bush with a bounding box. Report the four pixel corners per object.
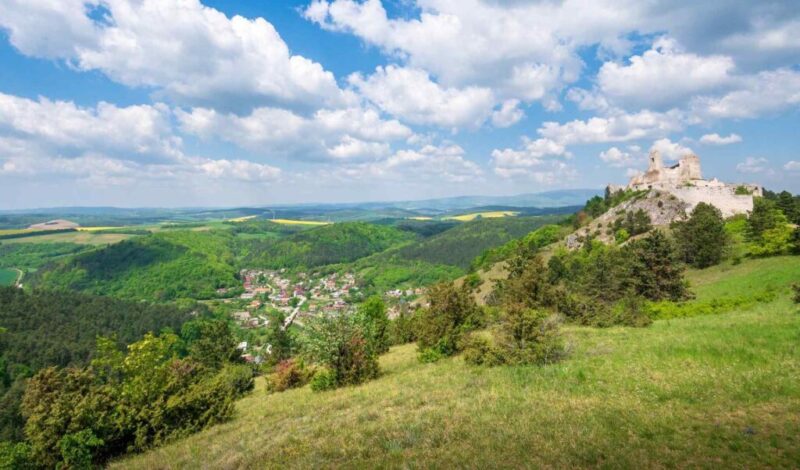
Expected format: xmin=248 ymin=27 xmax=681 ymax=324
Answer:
xmin=415 ymin=282 xmax=482 ymax=361
xmin=0 ymin=441 xmax=34 ymax=470
xmin=793 ymin=284 xmax=800 ymax=304
xmin=417 ymin=348 xmax=445 ymax=364
xmin=388 ymin=309 xmax=418 ymax=345
xmin=461 ymin=335 xmax=504 ymax=367
xmin=463 ymin=307 xmax=563 ymax=367
xmin=300 ymin=313 xmax=379 ymax=390
xmin=58 ymin=429 xmax=103 ymax=470
xmin=309 ymin=368 xmax=337 ymax=392
xmin=266 ymin=359 xmax=310 ymax=393
xmin=355 ymin=296 xmax=390 ymax=355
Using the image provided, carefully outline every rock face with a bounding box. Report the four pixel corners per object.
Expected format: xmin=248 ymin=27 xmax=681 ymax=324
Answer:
xmin=571 ymin=191 xmax=690 ymax=245
xmin=620 ymin=151 xmax=761 ymax=218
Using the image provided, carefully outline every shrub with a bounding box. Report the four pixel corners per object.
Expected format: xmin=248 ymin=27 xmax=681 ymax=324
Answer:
xmin=388 ymin=308 xmax=418 ymax=345
xmin=58 ymin=429 xmax=103 ymax=470
xmin=266 ymin=359 xmax=310 ymax=393
xmin=417 ymin=348 xmax=445 ymax=364
xmin=415 ymin=282 xmax=483 ymax=360
xmin=300 ymin=313 xmax=379 ymax=390
xmin=355 ymin=296 xmax=390 ymax=355
xmin=791 ymin=227 xmax=800 ymax=255
xmin=0 ymin=441 xmax=34 ymax=470
xmin=610 ymin=295 xmax=653 ymax=327
xmin=309 ymin=367 xmax=337 ymax=392
xmin=462 ymin=335 xmax=504 ymax=366
xmin=793 ymin=284 xmax=800 ymax=304
xmin=464 ymin=307 xmax=563 ymax=367
xmin=615 ymin=228 xmax=630 ymax=244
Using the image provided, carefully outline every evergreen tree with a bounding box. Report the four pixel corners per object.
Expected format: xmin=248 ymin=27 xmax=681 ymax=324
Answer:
xmin=626 ymin=230 xmax=687 ymax=301
xmin=673 ymin=203 xmax=727 ymax=268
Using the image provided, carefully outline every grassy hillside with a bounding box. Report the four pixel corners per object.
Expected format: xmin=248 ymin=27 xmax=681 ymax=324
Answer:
xmin=31 ymin=231 xmax=239 ymax=301
xmin=240 ymin=222 xmax=416 ymax=270
xmin=115 ymin=257 xmax=800 ymax=468
xmin=395 ymin=215 xmax=566 ymax=270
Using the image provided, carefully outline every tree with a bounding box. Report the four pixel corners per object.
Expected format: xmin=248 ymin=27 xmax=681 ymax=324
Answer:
xmin=355 ymin=296 xmax=390 ymax=355
xmin=584 ymin=196 xmax=607 ymax=218
xmin=182 ymin=320 xmax=239 ymax=370
xmin=776 ymin=191 xmax=797 ymax=222
xmin=300 ymin=313 xmax=379 ymax=389
xmin=673 ymin=202 xmax=727 ymax=268
xmin=264 ymin=311 xmax=294 ymax=366
xmin=626 ymin=230 xmax=687 ymax=301
xmin=415 ymin=282 xmax=482 ymax=360
xmin=747 ymin=198 xmax=786 ymax=240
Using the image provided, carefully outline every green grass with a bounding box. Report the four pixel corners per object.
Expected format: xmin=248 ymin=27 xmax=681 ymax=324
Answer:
xmin=115 ymin=267 xmax=800 ymax=468
xmin=0 ymin=268 xmax=18 ymax=286
xmin=1 ymin=231 xmax=132 ymax=245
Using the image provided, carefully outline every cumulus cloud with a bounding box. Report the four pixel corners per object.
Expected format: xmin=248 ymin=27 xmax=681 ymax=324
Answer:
xmin=491 ymin=100 xmax=524 ymax=128
xmin=538 ymin=109 xmax=685 ymax=145
xmin=490 ymin=137 xmax=573 ymax=181
xmin=736 ymin=157 xmax=769 ymax=174
xmin=690 ymin=68 xmax=800 ymax=120
xmin=176 ymin=105 xmax=412 ymax=160
xmin=0 ymin=0 xmax=347 ymax=110
xmin=0 ymin=92 xmax=282 ymax=185
xmin=334 ymin=144 xmax=483 ymax=183
xmin=699 ymin=133 xmax=742 ymax=145
xmin=0 ymin=92 xmax=179 ymax=162
xmin=595 ymin=37 xmax=735 ymax=109
xmin=599 ymin=146 xmax=639 ymax=167
xmin=783 ymin=161 xmax=800 ymax=171
xmin=348 ymin=66 xmax=496 ymax=129
xmin=650 ymin=138 xmax=694 ymax=161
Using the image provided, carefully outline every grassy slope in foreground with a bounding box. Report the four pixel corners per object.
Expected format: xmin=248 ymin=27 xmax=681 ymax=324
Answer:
xmin=116 ymin=259 xmax=800 ymax=468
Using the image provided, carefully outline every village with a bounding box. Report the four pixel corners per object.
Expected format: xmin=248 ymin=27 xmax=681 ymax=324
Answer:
xmin=223 ymin=268 xmax=424 ymax=363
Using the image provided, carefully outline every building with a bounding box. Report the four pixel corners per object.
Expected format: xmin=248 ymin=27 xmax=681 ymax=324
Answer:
xmin=611 ymin=150 xmax=762 ymax=218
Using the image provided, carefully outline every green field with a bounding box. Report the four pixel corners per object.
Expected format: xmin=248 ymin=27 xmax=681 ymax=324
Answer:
xmin=1 ymin=231 xmax=133 ymax=245
xmin=115 ymin=256 xmax=800 ymax=468
xmin=0 ymin=268 xmax=19 ymax=286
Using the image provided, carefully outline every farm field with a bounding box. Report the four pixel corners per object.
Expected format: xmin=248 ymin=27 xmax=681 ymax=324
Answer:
xmin=270 ymin=218 xmax=331 ymax=226
xmin=1 ymin=231 xmax=132 ymax=245
xmin=0 ymin=268 xmax=19 ymax=286
xmin=444 ymin=210 xmax=519 ymax=221
xmin=115 ymin=257 xmax=800 ymax=469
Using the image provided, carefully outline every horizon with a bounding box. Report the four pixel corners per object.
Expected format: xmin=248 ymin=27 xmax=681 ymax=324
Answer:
xmin=1 ymin=1 xmax=799 ymax=209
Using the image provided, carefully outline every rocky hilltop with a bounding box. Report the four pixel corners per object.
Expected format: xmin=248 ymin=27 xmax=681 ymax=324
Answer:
xmin=568 ymin=151 xmax=761 ymax=247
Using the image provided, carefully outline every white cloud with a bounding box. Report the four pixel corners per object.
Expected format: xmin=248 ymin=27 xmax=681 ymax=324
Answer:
xmin=599 ymin=146 xmax=638 ymax=167
xmin=0 ymin=92 xmax=179 ymax=162
xmin=491 ymin=100 xmax=524 ymax=128
xmin=596 ymin=37 xmax=735 ymax=109
xmin=783 ymin=161 xmax=800 ymax=171
xmin=691 ymin=69 xmax=800 ymax=120
xmin=0 ymin=0 xmax=347 ymax=110
xmin=176 ymin=105 xmax=412 ymax=160
xmin=491 ymin=137 xmax=573 ymax=181
xmin=538 ymin=109 xmax=685 ymax=145
xmin=699 ymin=133 xmax=742 ymax=145
xmin=650 ymin=138 xmax=694 ymax=161
xmin=334 ymin=144 xmax=483 ymax=183
xmin=348 ymin=66 xmax=496 ymax=129
xmin=196 ymin=158 xmax=281 ymax=182
xmin=736 ymin=157 xmax=769 ymax=174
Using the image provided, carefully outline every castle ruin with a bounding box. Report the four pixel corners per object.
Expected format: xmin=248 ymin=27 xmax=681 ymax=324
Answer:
xmin=609 ymin=151 xmax=762 ymax=218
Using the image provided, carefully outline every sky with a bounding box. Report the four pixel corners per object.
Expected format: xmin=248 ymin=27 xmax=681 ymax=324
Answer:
xmin=0 ymin=0 xmax=798 ymax=209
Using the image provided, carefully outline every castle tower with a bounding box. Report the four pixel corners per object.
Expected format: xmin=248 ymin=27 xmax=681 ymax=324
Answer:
xmin=648 ymin=150 xmax=663 ymax=173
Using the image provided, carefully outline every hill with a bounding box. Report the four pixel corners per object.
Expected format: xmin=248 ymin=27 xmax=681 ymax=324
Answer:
xmin=0 ymin=287 xmax=196 ymax=441
xmin=114 ymin=256 xmax=800 ymax=468
xmin=394 ymin=215 xmax=567 ymax=270
xmin=30 ymin=230 xmax=239 ymax=301
xmin=240 ymin=222 xmax=416 ymax=270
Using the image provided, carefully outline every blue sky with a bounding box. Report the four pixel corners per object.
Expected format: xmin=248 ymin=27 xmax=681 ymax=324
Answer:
xmin=0 ymin=0 xmax=798 ymax=208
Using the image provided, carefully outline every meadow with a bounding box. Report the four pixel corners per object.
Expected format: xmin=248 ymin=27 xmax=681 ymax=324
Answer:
xmin=1 ymin=231 xmax=132 ymax=245
xmin=115 ymin=256 xmax=800 ymax=469
xmin=444 ymin=210 xmax=519 ymax=222
xmin=0 ymin=268 xmax=19 ymax=286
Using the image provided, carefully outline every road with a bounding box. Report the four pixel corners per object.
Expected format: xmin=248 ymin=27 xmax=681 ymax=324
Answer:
xmin=282 ymin=296 xmax=306 ymax=330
